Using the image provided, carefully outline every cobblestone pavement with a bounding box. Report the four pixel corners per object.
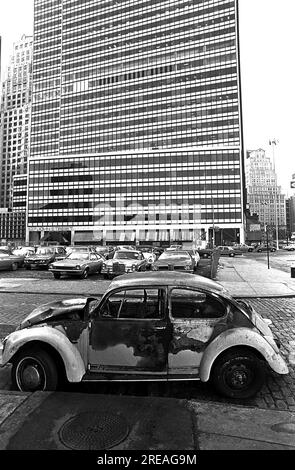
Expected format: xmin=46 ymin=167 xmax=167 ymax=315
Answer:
xmin=0 ymin=291 xmax=295 ymax=411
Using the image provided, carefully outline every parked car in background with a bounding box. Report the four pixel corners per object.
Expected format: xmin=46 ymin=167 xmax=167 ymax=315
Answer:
xmin=66 ymin=245 xmax=96 ymax=255
xmin=254 ymin=244 xmax=276 ymax=253
xmin=282 ymin=244 xmax=295 ymax=251
xmin=1 ymin=272 xmax=288 ymax=398
xmin=12 ymin=247 xmax=36 ymax=267
xmin=152 ymin=250 xmax=195 ymax=272
xmin=24 ymin=246 xmax=67 ymax=269
xmin=217 ymin=246 xmax=236 ymax=257
xmin=232 ymin=243 xmax=254 ymax=253
xmin=115 ymin=245 xmax=136 ymax=251
xmin=0 ymin=252 xmax=24 ymax=271
xmin=167 ymin=244 xmax=182 ymax=251
xmin=101 ymin=249 xmax=148 ymax=278
xmin=49 ymin=251 xmax=104 ymax=279
xmin=92 ymin=246 xmax=114 ymax=259
xmin=197 ymin=247 xmax=213 ymax=259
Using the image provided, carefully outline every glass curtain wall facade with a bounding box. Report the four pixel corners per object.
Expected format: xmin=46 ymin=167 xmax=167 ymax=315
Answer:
xmin=28 ymin=0 xmax=244 ymax=245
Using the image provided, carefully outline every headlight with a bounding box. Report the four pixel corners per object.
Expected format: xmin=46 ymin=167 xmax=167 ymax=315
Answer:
xmin=75 ymin=265 xmax=81 ymax=270
xmin=48 ymin=264 xmax=53 ymax=269
xmin=102 ymin=263 xmax=106 ymax=269
xmin=132 ymin=264 xmax=136 ymax=271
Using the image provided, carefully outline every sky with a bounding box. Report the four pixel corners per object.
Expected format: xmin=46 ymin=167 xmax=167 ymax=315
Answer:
xmin=0 ymin=0 xmax=294 ymax=195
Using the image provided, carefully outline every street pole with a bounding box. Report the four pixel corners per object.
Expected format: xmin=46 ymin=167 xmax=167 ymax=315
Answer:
xmin=212 ymin=197 xmax=215 ymax=248
xmin=269 ymin=139 xmax=279 ymax=250
xmin=265 ymin=224 xmax=270 ymax=269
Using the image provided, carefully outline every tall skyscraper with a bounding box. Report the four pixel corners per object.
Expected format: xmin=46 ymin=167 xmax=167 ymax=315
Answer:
xmin=28 ymin=0 xmax=244 ymax=246
xmin=0 ymin=34 xmax=33 ymax=209
xmin=245 ymin=148 xmax=286 ymax=228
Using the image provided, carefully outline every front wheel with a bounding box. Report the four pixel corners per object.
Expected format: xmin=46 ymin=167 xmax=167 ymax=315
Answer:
xmin=12 ymin=348 xmax=58 ymax=392
xmin=210 ymin=349 xmax=265 ymax=399
xmin=81 ymin=268 xmax=89 ymax=279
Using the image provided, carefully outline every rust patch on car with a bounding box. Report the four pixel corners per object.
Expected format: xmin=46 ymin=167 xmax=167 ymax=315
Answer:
xmin=89 ymin=321 xmax=168 ymax=370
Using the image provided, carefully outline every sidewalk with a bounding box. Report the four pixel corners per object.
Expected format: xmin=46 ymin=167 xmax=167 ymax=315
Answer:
xmin=0 ymin=390 xmax=295 ymax=450
xmin=216 ymin=256 xmax=295 ymax=297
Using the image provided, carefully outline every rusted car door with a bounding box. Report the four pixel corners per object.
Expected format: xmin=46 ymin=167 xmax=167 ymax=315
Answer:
xmin=168 ymin=287 xmax=227 ymax=378
xmin=88 ymin=287 xmax=171 ymax=375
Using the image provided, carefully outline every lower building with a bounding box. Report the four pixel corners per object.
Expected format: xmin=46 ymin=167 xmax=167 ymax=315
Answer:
xmin=27 ymin=148 xmax=244 ymax=247
xmin=0 ymin=209 xmax=26 ymax=245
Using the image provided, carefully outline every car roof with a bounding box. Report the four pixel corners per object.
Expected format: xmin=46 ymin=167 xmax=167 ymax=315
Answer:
xmin=107 ymin=271 xmax=227 ymax=294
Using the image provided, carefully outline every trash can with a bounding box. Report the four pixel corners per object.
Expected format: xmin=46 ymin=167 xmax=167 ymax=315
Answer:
xmin=291 ymin=264 xmax=295 ymax=278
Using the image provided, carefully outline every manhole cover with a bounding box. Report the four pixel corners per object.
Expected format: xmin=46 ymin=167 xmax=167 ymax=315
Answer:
xmin=59 ymin=412 xmax=129 ymax=450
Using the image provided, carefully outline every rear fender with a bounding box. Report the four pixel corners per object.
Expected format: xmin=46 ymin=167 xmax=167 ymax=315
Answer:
xmin=2 ymin=326 xmax=86 ymax=382
xmin=200 ymin=328 xmax=288 ymax=382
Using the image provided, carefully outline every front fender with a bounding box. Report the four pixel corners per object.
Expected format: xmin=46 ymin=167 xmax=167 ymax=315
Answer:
xmin=2 ymin=326 xmax=86 ymax=383
xmin=200 ymin=328 xmax=289 ymax=382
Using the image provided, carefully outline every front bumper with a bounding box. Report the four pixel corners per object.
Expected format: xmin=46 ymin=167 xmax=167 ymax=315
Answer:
xmin=153 ymin=266 xmax=193 ymax=273
xmin=101 ymin=266 xmax=136 ymax=275
xmin=50 ymin=268 xmax=84 ymax=276
xmin=25 ymin=260 xmax=51 ymax=267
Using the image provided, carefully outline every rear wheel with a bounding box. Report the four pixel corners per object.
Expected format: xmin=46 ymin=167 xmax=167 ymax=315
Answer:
xmin=12 ymin=348 xmax=58 ymax=392
xmin=211 ymin=348 xmax=265 ymax=399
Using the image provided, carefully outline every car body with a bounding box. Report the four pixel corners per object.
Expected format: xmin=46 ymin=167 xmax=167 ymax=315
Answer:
xmin=254 ymin=245 xmax=276 ymax=253
xmin=282 ymin=244 xmax=295 ymax=251
xmin=12 ymin=247 xmax=36 ymax=266
xmin=0 ymin=253 xmax=24 ymax=271
xmin=0 ymin=272 xmax=288 ymax=399
xmin=101 ymin=250 xmax=148 ymax=278
xmin=24 ymin=246 xmax=67 ymax=269
xmin=217 ymin=246 xmax=236 ymax=257
xmin=152 ymin=250 xmax=195 ymax=272
xmin=197 ymin=247 xmax=213 ymax=259
xmin=232 ymin=243 xmax=253 ymax=253
xmin=66 ymin=245 xmax=96 ymax=255
xmin=49 ymin=251 xmax=105 ymax=279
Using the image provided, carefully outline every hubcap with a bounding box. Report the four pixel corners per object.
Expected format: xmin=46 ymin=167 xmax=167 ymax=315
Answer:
xmin=16 ymin=358 xmax=46 ymax=391
xmin=225 ymin=364 xmax=252 ymax=390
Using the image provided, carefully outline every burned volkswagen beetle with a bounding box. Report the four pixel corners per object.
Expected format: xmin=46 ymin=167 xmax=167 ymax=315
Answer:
xmin=0 ymin=272 xmax=288 ymax=398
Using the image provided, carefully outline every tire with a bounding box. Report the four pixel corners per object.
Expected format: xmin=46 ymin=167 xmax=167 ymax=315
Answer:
xmin=210 ymin=348 xmax=265 ymax=399
xmin=81 ymin=268 xmax=89 ymax=279
xmin=25 ymin=265 xmax=31 ymax=270
xmin=53 ymin=273 xmax=61 ymax=279
xmin=11 ymin=348 xmax=58 ymax=392
xmin=11 ymin=262 xmax=18 ymax=271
